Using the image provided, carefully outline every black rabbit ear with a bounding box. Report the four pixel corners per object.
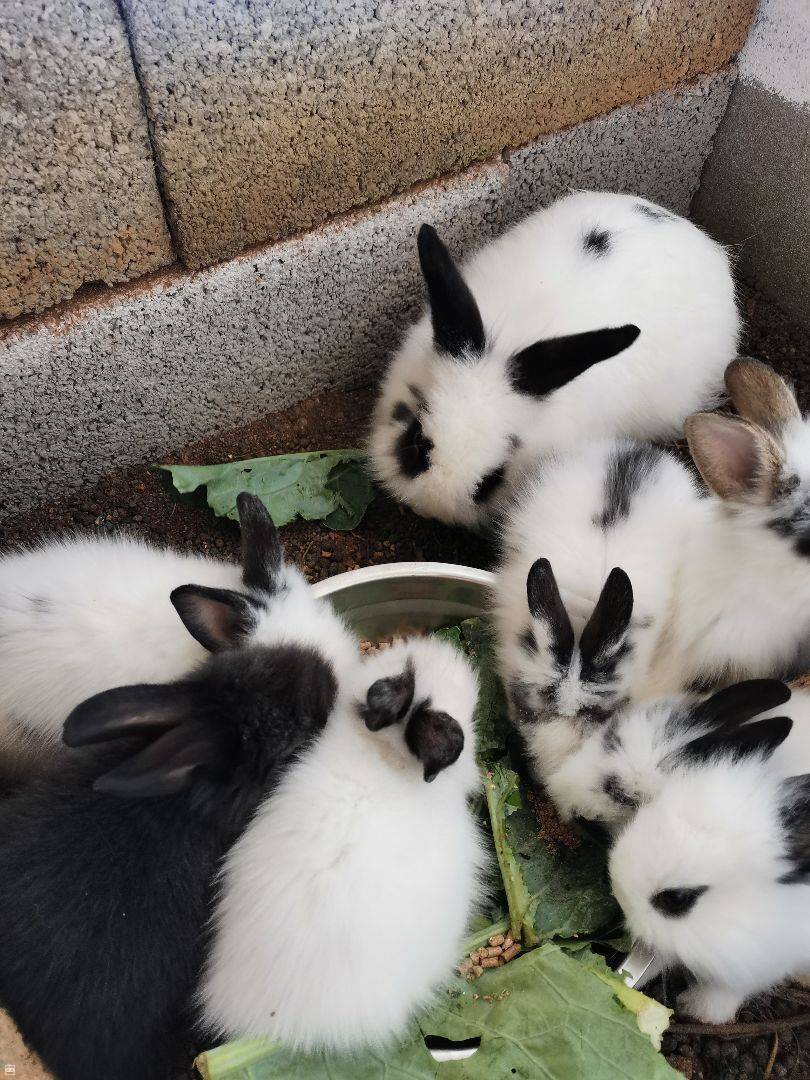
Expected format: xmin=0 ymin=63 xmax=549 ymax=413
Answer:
xmin=688 ymin=679 xmax=792 ymax=732
xmin=170 ymin=584 xmax=258 ymax=652
xmin=63 ymin=683 xmax=195 ymax=748
xmin=578 ymin=567 xmax=633 ymax=666
xmin=93 ymin=718 xmax=224 ymax=799
xmin=361 ymin=662 xmax=415 ymax=732
xmin=417 ymin=224 xmax=485 ymax=358
xmin=526 ymin=558 xmax=575 ymax=668
xmin=510 ymin=325 xmax=640 ymax=399
xmin=681 ymin=715 xmax=793 ymax=765
xmin=236 ymin=492 xmax=283 ymax=594
xmin=405 ymin=704 xmax=464 ymax=782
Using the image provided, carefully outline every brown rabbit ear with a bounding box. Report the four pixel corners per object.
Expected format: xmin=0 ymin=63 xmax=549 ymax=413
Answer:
xmin=684 ymin=412 xmax=783 ymax=505
xmin=725 ymin=358 xmax=800 ymax=434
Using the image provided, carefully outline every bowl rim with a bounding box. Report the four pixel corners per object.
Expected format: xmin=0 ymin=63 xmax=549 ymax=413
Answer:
xmin=311 ymin=560 xmax=495 ymax=599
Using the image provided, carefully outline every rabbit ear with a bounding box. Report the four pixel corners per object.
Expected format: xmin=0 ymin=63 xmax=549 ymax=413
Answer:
xmin=510 ymin=325 xmax=640 ymax=399
xmin=684 ymin=412 xmax=782 ymax=504
xmin=93 ymin=718 xmax=224 ymax=799
xmin=579 ymin=567 xmax=633 ymax=666
xmin=417 ymin=224 xmax=485 ymax=358
xmin=688 ymin=679 xmax=792 ymax=732
xmin=526 ymin=558 xmax=575 ymax=668
xmin=681 ymin=715 xmax=793 ymax=764
xmin=361 ymin=661 xmax=415 ymax=731
xmin=170 ymin=584 xmax=258 ymax=652
xmin=236 ymin=492 xmax=283 ymax=594
xmin=63 ymin=683 xmax=195 ymax=747
xmin=405 ymin=704 xmax=464 ymax=782
xmin=725 ymin=358 xmax=800 ymax=434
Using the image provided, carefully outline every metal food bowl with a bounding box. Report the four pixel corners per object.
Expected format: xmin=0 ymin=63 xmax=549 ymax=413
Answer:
xmin=312 ymin=560 xmax=658 ymax=992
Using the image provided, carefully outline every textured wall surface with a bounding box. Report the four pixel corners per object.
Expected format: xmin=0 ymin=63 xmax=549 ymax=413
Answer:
xmin=693 ymin=0 xmax=809 ymax=323
xmin=1 ymin=70 xmax=735 ymax=516
xmin=120 ymin=0 xmax=756 ymax=268
xmin=0 ymin=0 xmax=175 ymax=320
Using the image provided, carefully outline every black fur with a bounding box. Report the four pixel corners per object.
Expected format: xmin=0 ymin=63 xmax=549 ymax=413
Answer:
xmin=526 ymin=558 xmax=575 ymax=669
xmin=170 ymin=584 xmax=259 ymax=653
xmin=417 ymin=224 xmax=485 ymax=358
xmin=583 ymin=228 xmax=611 ymax=256
xmin=473 ymin=463 xmax=507 ymax=504
xmin=0 ymin=643 xmax=336 ymax=1080
xmin=634 ymin=202 xmax=674 ymax=222
xmin=603 ymin=774 xmax=639 ymax=810
xmin=597 ymin=443 xmax=664 ymax=530
xmin=678 ymin=715 xmax=792 ymax=766
xmin=650 ymin=886 xmax=707 ymax=918
xmin=519 ymin=627 xmax=538 ymax=654
xmin=396 ymin=414 xmax=433 ymax=477
xmin=685 ymin=679 xmax=792 ymax=734
xmin=509 ymin=324 xmax=640 ymax=400
xmin=578 ymin=567 xmax=634 ymax=681
xmin=767 ymin=485 xmax=810 ymax=557
xmin=779 ymin=775 xmax=810 ymax=884
xmin=361 ymin=662 xmax=415 ymax=731
xmin=236 ymin=492 xmax=282 ymax=594
xmin=405 ymin=704 xmax=464 ymax=782
xmin=392 ymin=401 xmax=412 ymax=423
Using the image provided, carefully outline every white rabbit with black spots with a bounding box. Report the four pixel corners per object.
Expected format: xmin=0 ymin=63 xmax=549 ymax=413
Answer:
xmin=200 ymin=635 xmax=486 ymax=1052
xmin=370 ymin=190 xmax=738 ymax=526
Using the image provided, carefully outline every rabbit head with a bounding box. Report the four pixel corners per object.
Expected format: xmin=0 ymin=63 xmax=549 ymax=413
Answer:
xmin=354 ymin=636 xmax=480 ymax=790
xmin=369 ymin=223 xmax=639 ymax=527
xmin=548 ymin=679 xmax=793 ymax=828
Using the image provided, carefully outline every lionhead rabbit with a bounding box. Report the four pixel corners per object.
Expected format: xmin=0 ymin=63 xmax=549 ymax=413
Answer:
xmin=370 ymin=190 xmax=738 ymax=526
xmin=200 ymin=636 xmax=486 ymax=1052
xmin=0 ymin=500 xmax=355 ymax=1080
xmin=0 ymin=493 xmax=353 ymax=780
xmin=609 ymin=716 xmax=810 ymax=1024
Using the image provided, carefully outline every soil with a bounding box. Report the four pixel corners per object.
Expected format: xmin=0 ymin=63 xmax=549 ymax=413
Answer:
xmin=1 ymin=284 xmax=808 ymax=1079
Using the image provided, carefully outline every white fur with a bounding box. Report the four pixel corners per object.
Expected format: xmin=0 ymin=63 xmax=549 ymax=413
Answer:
xmin=370 ymin=191 xmax=738 ymax=526
xmin=609 ymin=759 xmax=810 ymax=1022
xmin=0 ymin=535 xmax=356 ymax=759
xmin=199 ymin=637 xmax=487 ymax=1051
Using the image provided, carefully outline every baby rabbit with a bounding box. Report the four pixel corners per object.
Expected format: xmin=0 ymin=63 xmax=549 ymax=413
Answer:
xmin=609 ymin=721 xmax=810 ymax=1023
xmin=370 ymin=190 xmax=738 ymax=526
xmin=547 ymin=679 xmax=797 ymax=828
xmin=199 ymin=636 xmax=486 ymax=1052
xmin=0 ymin=494 xmax=353 ymax=779
xmin=494 ymin=359 xmax=810 ymax=785
xmin=0 ymin=530 xmax=348 ymax=1080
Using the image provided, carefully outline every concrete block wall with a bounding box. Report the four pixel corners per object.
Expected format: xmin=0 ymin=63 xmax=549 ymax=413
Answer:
xmin=693 ymin=0 xmax=809 ymax=324
xmin=0 ymin=0 xmax=175 ymax=319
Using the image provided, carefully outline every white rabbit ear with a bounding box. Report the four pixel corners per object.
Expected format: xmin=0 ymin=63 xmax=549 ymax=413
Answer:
xmin=510 ymin=325 xmax=640 ymax=399
xmin=236 ymin=492 xmax=283 ymax=594
xmin=684 ymin=412 xmax=783 ymax=504
xmin=725 ymin=358 xmax=800 ymax=435
xmin=170 ymin=585 xmax=258 ymax=652
xmin=417 ymin=224 xmax=485 ymax=358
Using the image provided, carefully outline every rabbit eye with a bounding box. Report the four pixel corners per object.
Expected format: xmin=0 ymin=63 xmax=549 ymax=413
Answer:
xmin=650 ymin=886 xmax=707 ymax=918
xmin=396 ymin=416 xmax=433 ymax=477
xmin=473 ymin=464 xmax=507 ymax=504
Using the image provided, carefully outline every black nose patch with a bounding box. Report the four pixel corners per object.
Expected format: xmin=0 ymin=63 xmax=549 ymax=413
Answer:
xmin=396 ymin=416 xmax=433 ymax=477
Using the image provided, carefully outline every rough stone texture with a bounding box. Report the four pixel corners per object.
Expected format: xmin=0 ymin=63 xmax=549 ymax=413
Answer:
xmin=0 ymin=0 xmax=175 ymax=320
xmin=503 ymin=69 xmax=736 ymax=225
xmin=120 ymin=0 xmax=756 ymax=269
xmin=693 ymin=0 xmax=809 ymax=324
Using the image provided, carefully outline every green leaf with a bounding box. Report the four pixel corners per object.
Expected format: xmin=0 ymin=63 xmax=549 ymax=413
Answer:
xmin=195 ymin=945 xmax=677 ymax=1080
xmin=160 ymin=450 xmax=375 ymax=531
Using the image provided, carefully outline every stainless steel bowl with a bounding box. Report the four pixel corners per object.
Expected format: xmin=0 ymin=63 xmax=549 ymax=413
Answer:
xmin=313 ymin=560 xmax=656 ymax=990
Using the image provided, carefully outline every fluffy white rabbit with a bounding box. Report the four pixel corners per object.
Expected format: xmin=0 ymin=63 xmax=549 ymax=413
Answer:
xmin=0 ymin=494 xmax=356 ymax=777
xmin=370 ymin=190 xmax=738 ymax=526
xmin=199 ymin=635 xmax=486 ymax=1052
xmin=493 ymin=359 xmax=810 ymax=789
xmin=609 ymin=724 xmax=810 ymax=1023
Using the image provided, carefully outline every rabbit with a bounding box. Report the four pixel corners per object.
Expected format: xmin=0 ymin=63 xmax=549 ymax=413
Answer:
xmin=0 ymin=525 xmax=347 ymax=1080
xmin=199 ymin=635 xmax=486 ymax=1052
xmin=608 ymin=713 xmax=810 ymax=1023
xmin=369 ymin=189 xmax=739 ymax=527
xmin=546 ymin=678 xmax=801 ymax=829
xmin=493 ymin=359 xmax=810 ymax=788
xmin=0 ymin=493 xmax=355 ymax=782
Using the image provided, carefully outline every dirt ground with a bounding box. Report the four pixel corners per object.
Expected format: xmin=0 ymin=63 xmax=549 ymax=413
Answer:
xmin=1 ymin=285 xmax=809 ymax=1079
